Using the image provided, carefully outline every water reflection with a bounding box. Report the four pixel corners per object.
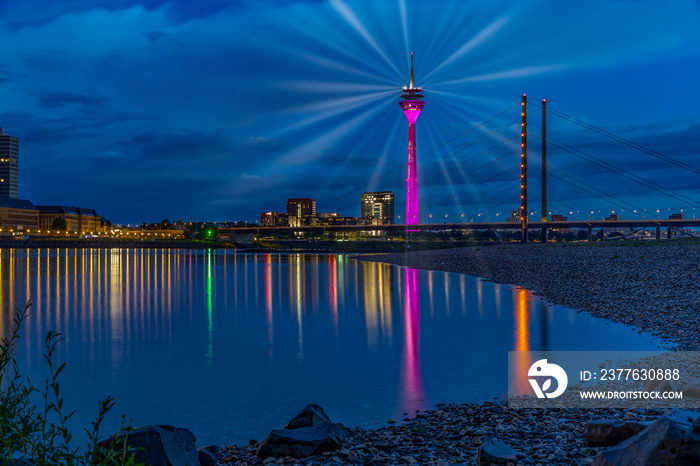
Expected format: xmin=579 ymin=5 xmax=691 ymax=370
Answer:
xmin=513 ymin=288 xmax=533 ymax=394
xmin=361 ymin=261 xmax=393 ymax=346
xmin=399 ymin=268 xmax=427 ymax=416
xmin=0 ymin=249 xmax=667 ymax=446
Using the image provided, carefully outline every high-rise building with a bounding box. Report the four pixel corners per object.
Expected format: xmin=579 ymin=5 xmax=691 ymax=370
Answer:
xmin=287 ymin=198 xmax=316 ymax=227
xmin=287 ymin=198 xmax=316 ymax=219
xmin=0 ymin=128 xmax=19 ymax=198
xmin=400 ymin=53 xmax=425 ymax=230
xmin=361 ymin=191 xmax=395 ymax=225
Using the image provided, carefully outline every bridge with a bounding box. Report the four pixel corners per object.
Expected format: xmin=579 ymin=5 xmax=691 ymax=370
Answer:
xmin=222 ymin=218 xmax=700 ymax=241
xmin=229 ymin=95 xmax=700 ymax=243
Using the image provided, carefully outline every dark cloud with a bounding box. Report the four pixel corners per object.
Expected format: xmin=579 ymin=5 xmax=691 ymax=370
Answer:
xmin=36 ymin=92 xmax=111 ymax=108
xmin=0 ymin=110 xmax=153 ymax=147
xmin=143 ymin=31 xmax=170 ymax=42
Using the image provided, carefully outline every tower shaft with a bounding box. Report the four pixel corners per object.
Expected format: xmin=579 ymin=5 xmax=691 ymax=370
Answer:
xmin=406 ymin=120 xmax=418 ymax=224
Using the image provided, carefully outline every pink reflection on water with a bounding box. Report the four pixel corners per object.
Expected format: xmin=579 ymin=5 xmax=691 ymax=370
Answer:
xmin=399 ymin=267 xmax=427 ymax=417
xmin=329 ymin=255 xmax=338 ymax=335
xmin=264 ymin=254 xmax=274 ymax=357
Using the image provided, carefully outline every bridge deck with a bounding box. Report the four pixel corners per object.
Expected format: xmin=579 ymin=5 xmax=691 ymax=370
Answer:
xmin=221 ymin=219 xmax=700 ymax=234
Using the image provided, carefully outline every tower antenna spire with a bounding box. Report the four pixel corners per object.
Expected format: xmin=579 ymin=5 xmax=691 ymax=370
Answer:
xmin=410 ymin=52 xmax=414 ymax=89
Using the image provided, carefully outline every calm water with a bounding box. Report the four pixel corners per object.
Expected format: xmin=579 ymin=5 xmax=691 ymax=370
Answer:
xmin=0 ymin=248 xmax=666 ymax=447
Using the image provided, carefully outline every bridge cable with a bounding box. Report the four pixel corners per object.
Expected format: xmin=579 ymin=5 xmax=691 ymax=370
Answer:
xmin=545 ymin=137 xmax=700 ymax=209
xmin=315 ymin=103 xmax=520 ymax=211
xmin=547 ymin=107 xmax=700 ymax=176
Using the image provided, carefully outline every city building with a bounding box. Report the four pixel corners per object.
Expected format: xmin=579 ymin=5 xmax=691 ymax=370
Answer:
xmin=361 ymin=191 xmax=395 ymax=225
xmin=0 ymin=128 xmax=19 ymax=198
xmin=287 ymin=198 xmax=316 ymax=227
xmin=260 ymin=211 xmax=289 ymax=227
xmin=326 ymin=216 xmax=363 ymax=226
xmin=315 ymin=212 xmax=338 ymax=226
xmin=506 ymin=210 xmax=521 ymax=223
xmin=550 ymin=214 xmax=571 ymax=234
xmin=669 ymin=213 xmax=683 ymax=220
xmin=604 ymin=213 xmax=631 ymax=235
xmin=38 ymin=206 xmax=80 ymax=231
xmin=0 ymin=198 xmax=39 ymax=230
xmin=37 ymin=205 xmax=108 ymax=233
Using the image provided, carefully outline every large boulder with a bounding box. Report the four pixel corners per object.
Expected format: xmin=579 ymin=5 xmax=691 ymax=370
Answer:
xmin=585 ymin=419 xmax=652 ymax=447
xmin=593 ymin=410 xmax=700 ymax=465
xmin=285 ymin=404 xmax=331 ymax=429
xmin=476 ymin=438 xmax=531 ymax=465
xmin=197 ymin=445 xmax=221 ymax=466
xmin=98 ymin=425 xmax=199 ymax=466
xmin=257 ymin=422 xmax=347 ymax=459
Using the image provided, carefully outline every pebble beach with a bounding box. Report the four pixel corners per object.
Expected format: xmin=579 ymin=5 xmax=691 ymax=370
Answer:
xmin=219 ymin=241 xmax=700 ymax=465
xmin=361 ymin=241 xmax=700 ymax=351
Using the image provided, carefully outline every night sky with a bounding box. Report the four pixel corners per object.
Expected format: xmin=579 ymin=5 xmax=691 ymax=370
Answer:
xmin=3 ymin=0 xmax=700 ymax=225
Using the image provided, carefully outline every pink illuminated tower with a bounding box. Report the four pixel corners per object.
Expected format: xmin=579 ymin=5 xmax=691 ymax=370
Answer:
xmin=400 ymin=53 xmax=424 ymax=230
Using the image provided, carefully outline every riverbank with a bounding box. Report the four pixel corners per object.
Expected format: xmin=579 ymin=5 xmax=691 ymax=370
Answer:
xmin=214 ymin=241 xmax=699 ymax=465
xmin=218 ymin=402 xmax=665 ymax=465
xmin=359 ymin=241 xmax=700 ymax=351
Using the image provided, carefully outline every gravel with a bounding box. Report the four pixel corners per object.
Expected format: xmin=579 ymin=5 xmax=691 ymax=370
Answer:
xmin=218 ymin=403 xmax=665 ymax=465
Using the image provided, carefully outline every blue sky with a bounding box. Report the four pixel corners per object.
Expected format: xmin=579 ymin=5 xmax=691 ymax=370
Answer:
xmin=2 ymin=0 xmax=700 ymax=224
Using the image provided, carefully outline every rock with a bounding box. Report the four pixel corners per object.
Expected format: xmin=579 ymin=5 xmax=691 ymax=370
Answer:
xmin=285 ymin=404 xmax=332 ymax=429
xmin=593 ymin=409 xmax=700 ymax=465
xmin=476 ymin=438 xmax=531 ymax=465
xmin=401 ymin=455 xmax=418 ymax=463
xmin=386 ymin=418 xmax=396 ymax=424
xmin=694 ymin=416 xmax=700 ymax=432
xmin=585 ymin=419 xmax=652 ymax=447
xmin=257 ymin=422 xmax=347 ymax=459
xmin=98 ymin=425 xmax=199 ymax=466
xmin=198 ymin=445 xmax=221 ymax=466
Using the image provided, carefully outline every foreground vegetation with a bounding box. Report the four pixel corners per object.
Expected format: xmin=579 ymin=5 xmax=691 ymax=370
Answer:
xmin=0 ymin=302 xmax=140 ymax=465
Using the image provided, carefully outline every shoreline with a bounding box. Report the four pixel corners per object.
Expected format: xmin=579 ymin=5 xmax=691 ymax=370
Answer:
xmin=217 ymin=241 xmax=700 ymax=465
xmin=357 ymin=241 xmax=700 ymax=351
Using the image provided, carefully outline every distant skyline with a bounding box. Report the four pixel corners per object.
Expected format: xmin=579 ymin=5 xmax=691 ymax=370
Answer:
xmin=2 ymin=0 xmax=700 ymax=224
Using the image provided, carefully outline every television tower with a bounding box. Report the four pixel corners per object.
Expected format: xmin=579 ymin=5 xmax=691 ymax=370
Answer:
xmin=400 ymin=53 xmax=425 ymax=230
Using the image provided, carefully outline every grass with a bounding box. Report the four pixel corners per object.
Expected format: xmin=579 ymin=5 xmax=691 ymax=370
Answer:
xmin=0 ymin=302 xmax=141 ymax=465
